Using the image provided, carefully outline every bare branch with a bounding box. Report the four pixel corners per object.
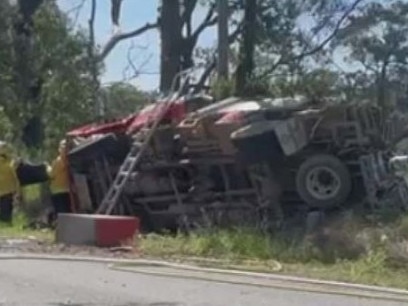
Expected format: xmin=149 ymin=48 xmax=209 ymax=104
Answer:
xmin=122 ymin=41 xmax=154 ymax=81
xmin=65 ymin=0 xmax=86 ymax=15
xmin=179 ymin=2 xmax=218 ymax=70
xmin=192 ymin=4 xmax=217 ymax=42
xmin=99 ymin=23 xmax=158 ymax=61
xmin=88 ymin=0 xmax=96 ymax=48
xmin=194 ymin=59 xmax=217 ymax=93
xmin=260 ymin=0 xmax=364 ymax=78
xmin=65 ymin=0 xmax=86 ymax=28
xmin=122 ymin=41 xmax=138 ymax=80
xmin=194 ymin=25 xmax=243 ymax=92
xmin=295 ymin=0 xmax=364 ymax=59
xmin=181 ymin=0 xmax=199 ymax=37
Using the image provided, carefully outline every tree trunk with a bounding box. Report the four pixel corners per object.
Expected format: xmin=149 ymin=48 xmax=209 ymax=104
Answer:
xmin=159 ymin=0 xmax=183 ymax=93
xmin=14 ymin=0 xmax=45 ymax=148
xmin=377 ymin=62 xmax=388 ymax=112
xmin=235 ymin=0 xmax=257 ymax=96
xmin=217 ymin=0 xmax=229 ymax=79
xmin=111 ymin=0 xmax=122 ymax=27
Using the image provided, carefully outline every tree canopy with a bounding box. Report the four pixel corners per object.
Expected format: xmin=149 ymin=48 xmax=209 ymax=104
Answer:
xmin=1 ymin=0 xmax=408 ymax=154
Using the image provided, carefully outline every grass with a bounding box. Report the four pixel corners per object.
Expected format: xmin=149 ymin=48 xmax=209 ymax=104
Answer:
xmin=282 ymin=256 xmax=408 ymax=290
xmin=0 ymin=213 xmax=53 ymax=241
xmin=140 ymin=229 xmax=299 ymax=261
xmin=138 ymin=215 xmax=408 ymax=290
xmin=0 ymin=184 xmax=53 ymax=241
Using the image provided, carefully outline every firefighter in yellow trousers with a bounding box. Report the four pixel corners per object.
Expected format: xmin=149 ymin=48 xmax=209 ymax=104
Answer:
xmin=0 ymin=141 xmax=20 ymax=224
xmin=48 ymin=139 xmax=71 ymax=222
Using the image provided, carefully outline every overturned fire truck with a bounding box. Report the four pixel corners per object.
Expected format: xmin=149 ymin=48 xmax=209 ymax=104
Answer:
xmin=64 ymin=94 xmax=408 ymax=231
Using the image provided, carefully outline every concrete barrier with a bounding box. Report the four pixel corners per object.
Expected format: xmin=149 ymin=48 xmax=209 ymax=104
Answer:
xmin=56 ymin=214 xmax=139 ymax=247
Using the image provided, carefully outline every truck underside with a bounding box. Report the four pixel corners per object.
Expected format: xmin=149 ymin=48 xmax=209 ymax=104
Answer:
xmin=65 ymin=95 xmax=408 ymax=232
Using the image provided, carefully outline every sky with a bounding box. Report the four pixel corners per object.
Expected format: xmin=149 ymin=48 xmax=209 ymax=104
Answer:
xmin=57 ymin=0 xmax=217 ymax=91
xmin=56 ymin=0 xmax=389 ymax=91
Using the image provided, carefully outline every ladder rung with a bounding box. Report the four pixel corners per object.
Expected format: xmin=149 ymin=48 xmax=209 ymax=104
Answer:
xmin=122 ymin=162 xmax=135 ymax=171
xmin=118 ymin=170 xmax=131 ymax=177
xmin=126 ymin=156 xmax=137 ymax=162
xmin=115 ymin=175 xmax=127 ymax=186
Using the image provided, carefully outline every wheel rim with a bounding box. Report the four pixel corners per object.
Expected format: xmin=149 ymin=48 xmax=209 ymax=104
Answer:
xmin=305 ymin=166 xmax=341 ymax=200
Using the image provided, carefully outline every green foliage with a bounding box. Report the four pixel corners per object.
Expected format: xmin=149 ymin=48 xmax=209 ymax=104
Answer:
xmin=101 ymin=82 xmax=148 ymax=118
xmin=245 ymin=1 xmax=362 ymax=77
xmin=1 ymin=0 xmax=408 ymax=155
xmin=335 ymin=0 xmax=408 ymax=108
xmin=210 ymin=77 xmax=235 ymax=100
xmin=227 ymin=0 xmax=408 ymax=107
xmin=33 ymin=2 xmax=97 ymax=153
xmin=0 ymin=1 xmax=18 ymax=132
xmin=269 ymin=69 xmax=343 ymax=98
xmin=0 ymin=107 xmax=13 ymax=142
xmin=0 ymin=0 xmax=97 ymax=156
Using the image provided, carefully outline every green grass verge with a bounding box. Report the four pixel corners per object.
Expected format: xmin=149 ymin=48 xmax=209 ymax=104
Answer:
xmin=139 ymin=225 xmax=408 ymax=290
xmin=0 ymin=213 xmax=53 ymax=241
xmin=0 ymin=184 xmax=53 ymax=241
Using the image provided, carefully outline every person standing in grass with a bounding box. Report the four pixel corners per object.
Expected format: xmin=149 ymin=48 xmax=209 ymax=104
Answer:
xmin=0 ymin=141 xmax=20 ymax=224
xmin=47 ymin=139 xmax=72 ymax=222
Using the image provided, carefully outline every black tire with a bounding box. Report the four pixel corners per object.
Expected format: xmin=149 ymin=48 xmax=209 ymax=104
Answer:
xmin=296 ymin=154 xmax=351 ymax=209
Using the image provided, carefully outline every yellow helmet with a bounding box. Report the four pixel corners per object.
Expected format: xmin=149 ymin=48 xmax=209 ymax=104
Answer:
xmin=58 ymin=139 xmax=67 ymax=154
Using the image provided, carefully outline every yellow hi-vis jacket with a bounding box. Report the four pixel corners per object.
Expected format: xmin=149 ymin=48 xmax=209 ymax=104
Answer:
xmin=48 ymin=155 xmax=70 ymax=195
xmin=0 ymin=156 xmax=19 ymax=197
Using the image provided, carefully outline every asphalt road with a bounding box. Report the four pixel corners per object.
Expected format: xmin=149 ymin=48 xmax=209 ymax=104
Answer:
xmin=0 ymin=259 xmax=406 ymax=306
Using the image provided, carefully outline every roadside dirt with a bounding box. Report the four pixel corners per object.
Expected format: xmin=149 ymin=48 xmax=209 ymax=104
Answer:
xmin=0 ymin=237 xmax=142 ymax=259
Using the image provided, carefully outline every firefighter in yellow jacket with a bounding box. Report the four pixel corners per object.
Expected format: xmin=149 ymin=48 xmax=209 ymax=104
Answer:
xmin=48 ymin=139 xmax=72 ymax=221
xmin=0 ymin=141 xmax=20 ymax=223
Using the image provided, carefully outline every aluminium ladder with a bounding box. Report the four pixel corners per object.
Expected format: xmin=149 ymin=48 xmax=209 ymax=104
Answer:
xmin=96 ymin=70 xmax=193 ymax=215
xmin=96 ymin=95 xmax=178 ymax=215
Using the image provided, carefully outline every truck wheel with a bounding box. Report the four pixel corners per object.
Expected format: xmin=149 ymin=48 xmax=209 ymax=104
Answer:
xmin=296 ymin=154 xmax=351 ymax=209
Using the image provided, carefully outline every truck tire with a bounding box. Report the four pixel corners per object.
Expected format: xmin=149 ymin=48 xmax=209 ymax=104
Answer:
xmin=296 ymin=154 xmax=351 ymax=209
